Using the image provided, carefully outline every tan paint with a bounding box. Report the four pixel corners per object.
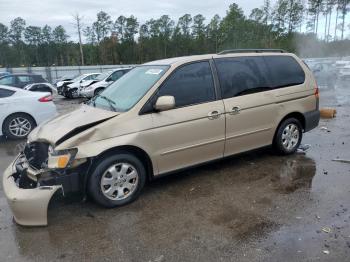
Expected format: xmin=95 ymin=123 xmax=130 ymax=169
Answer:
xmin=2 ymin=160 xmax=62 ymax=226
xmin=3 ymin=52 xmax=319 ymax=226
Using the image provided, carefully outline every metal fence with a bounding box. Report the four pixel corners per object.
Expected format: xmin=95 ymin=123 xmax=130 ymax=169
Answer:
xmin=0 ymin=65 xmax=135 ymax=83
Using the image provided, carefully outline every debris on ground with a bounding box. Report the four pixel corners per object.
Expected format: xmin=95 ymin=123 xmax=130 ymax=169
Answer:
xmin=154 ymin=255 xmax=165 ymax=262
xmin=320 ymin=108 xmax=337 ymax=119
xmin=322 ymin=227 xmax=332 ymax=233
xmin=320 ymin=126 xmax=331 ymax=132
xmin=332 ymin=159 xmax=350 ymax=164
xmin=297 ymin=144 xmax=311 ymax=154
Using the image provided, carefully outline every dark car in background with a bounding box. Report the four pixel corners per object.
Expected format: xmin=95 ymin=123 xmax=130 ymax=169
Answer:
xmin=0 ymin=72 xmax=10 ymax=78
xmin=0 ymin=73 xmax=47 ymax=88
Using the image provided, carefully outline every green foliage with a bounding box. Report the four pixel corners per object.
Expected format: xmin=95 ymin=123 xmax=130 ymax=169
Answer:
xmin=0 ymin=1 xmax=350 ymax=67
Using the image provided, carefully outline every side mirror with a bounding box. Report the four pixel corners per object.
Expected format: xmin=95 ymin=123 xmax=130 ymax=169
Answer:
xmin=154 ymin=96 xmax=175 ymax=112
xmin=106 ymin=77 xmax=113 ymax=82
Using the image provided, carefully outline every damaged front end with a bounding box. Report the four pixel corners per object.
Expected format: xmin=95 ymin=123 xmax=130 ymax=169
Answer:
xmin=2 ymin=141 xmax=89 ymax=226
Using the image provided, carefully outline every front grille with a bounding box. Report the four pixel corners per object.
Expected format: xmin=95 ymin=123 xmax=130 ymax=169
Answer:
xmin=23 ymin=142 xmax=49 ymax=170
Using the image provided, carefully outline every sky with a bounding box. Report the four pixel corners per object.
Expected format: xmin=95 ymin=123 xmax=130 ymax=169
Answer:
xmin=0 ymin=0 xmax=348 ymax=41
xmin=0 ymin=0 xmax=273 ymax=39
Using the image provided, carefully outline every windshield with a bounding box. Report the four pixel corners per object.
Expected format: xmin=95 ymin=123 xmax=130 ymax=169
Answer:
xmin=95 ymin=71 xmax=111 ymax=81
xmin=72 ymin=74 xmax=88 ymax=82
xmin=90 ymin=65 xmax=169 ymax=112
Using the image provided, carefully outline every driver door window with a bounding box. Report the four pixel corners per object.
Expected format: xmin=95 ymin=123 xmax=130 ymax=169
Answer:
xmin=157 ymin=61 xmax=216 ymax=107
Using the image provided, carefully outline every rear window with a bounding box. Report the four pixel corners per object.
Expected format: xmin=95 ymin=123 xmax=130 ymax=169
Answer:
xmin=214 ymin=56 xmax=270 ymax=98
xmin=264 ymin=56 xmax=305 ymax=89
xmin=215 ymin=55 xmax=305 ymax=99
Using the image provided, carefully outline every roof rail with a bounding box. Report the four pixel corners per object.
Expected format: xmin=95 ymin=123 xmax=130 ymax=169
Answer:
xmin=218 ymin=49 xmax=286 ymax=55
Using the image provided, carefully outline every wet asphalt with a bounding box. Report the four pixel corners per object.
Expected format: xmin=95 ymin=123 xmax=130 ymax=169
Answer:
xmin=0 ymin=82 xmax=350 ymax=262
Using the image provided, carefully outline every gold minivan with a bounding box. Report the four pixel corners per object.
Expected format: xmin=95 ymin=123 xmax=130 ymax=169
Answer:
xmin=3 ymin=50 xmax=320 ymax=226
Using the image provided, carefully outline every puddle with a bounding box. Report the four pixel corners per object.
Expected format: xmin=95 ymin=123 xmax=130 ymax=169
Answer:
xmin=271 ymin=157 xmax=316 ymax=193
xmin=211 ymin=205 xmax=280 ymax=240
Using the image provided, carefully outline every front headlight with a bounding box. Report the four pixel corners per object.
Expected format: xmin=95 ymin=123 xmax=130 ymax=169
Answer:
xmin=48 ymin=147 xmax=78 ymax=169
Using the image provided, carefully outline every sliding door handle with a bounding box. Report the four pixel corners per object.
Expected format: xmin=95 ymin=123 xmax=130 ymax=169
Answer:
xmin=208 ymin=110 xmax=221 ymax=120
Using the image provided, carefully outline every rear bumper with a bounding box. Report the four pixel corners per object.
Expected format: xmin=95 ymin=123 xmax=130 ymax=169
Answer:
xmin=2 ymin=158 xmax=62 ymax=226
xmin=35 ymin=104 xmax=57 ymax=125
xmin=303 ymin=110 xmax=320 ymax=132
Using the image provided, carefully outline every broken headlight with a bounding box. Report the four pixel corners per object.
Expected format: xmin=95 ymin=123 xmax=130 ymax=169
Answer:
xmin=47 ymin=146 xmax=78 ymax=169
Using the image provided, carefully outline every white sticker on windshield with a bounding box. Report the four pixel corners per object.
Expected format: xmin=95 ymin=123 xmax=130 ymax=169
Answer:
xmin=145 ymin=69 xmax=163 ymax=75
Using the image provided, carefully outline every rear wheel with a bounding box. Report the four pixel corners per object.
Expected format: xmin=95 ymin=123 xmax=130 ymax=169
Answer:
xmin=88 ymin=153 xmax=146 ymax=208
xmin=273 ymin=118 xmax=302 ymax=155
xmin=3 ymin=113 xmax=36 ymax=139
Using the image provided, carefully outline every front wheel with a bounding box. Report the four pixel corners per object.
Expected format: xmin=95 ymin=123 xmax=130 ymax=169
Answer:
xmin=94 ymin=88 xmax=104 ymax=96
xmin=273 ymin=118 xmax=303 ymax=155
xmin=88 ymin=153 xmax=146 ymax=208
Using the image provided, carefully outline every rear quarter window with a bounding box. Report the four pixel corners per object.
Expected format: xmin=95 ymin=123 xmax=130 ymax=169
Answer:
xmin=0 ymin=88 xmax=15 ymax=98
xmin=264 ymin=56 xmax=305 ymax=89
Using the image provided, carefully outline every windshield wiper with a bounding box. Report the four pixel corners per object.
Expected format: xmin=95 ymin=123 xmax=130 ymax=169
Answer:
xmin=94 ymin=94 xmax=118 ymax=112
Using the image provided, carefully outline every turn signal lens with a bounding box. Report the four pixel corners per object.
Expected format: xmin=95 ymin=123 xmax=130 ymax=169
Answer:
xmin=47 ymin=148 xmax=78 ymax=169
xmin=57 ymin=155 xmax=70 ymax=168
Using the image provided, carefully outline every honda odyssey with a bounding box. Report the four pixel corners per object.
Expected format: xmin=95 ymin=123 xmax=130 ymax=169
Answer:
xmin=3 ymin=50 xmax=320 ymax=226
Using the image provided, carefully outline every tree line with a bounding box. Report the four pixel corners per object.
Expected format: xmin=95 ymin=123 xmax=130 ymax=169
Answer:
xmin=0 ymin=0 xmax=350 ymax=68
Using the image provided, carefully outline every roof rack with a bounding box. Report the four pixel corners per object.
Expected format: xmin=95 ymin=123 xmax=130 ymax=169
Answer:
xmin=218 ymin=49 xmax=286 ymax=55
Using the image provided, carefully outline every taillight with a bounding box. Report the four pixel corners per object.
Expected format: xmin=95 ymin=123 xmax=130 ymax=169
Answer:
xmin=314 ymin=83 xmax=319 ymax=98
xmin=39 ymin=95 xmax=53 ymax=102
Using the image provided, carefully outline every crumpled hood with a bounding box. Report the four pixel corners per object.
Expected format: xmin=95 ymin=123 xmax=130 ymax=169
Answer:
xmin=28 ymin=104 xmax=119 ymax=145
xmin=81 ymin=80 xmax=97 ymax=88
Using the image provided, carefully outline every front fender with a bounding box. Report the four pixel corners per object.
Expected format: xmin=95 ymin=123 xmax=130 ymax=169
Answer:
xmin=73 ymin=132 xmax=158 ymax=175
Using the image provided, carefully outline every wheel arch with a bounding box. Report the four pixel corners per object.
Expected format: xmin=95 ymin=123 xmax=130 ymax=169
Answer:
xmin=90 ymin=145 xmax=154 ymax=182
xmin=273 ymin=112 xmax=305 ymax=142
xmin=94 ymin=87 xmax=105 ymax=95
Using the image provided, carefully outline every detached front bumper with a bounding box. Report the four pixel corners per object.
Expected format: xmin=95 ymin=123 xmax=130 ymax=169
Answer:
xmin=2 ymin=158 xmax=62 ymax=226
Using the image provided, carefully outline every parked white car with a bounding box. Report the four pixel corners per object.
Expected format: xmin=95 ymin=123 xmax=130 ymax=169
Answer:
xmin=64 ymin=73 xmax=101 ymax=98
xmin=335 ymin=60 xmax=350 ymax=72
xmin=0 ymin=85 xmax=57 ymax=139
xmin=24 ymin=82 xmax=57 ymax=94
xmin=79 ymin=68 xmax=132 ymax=98
xmin=55 ymin=75 xmax=76 ymax=89
xmin=311 ymin=62 xmax=337 ymax=87
xmin=339 ymin=65 xmax=350 ymax=80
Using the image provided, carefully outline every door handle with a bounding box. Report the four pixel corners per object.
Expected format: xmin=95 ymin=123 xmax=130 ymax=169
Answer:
xmin=208 ymin=110 xmax=221 ymax=120
xmin=230 ymin=106 xmax=241 ymax=115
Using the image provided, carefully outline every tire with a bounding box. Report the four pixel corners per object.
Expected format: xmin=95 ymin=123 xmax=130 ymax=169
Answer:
xmin=88 ymin=153 xmax=146 ymax=208
xmin=3 ymin=113 xmax=36 ymax=139
xmin=273 ymin=118 xmax=303 ymax=155
xmin=67 ymin=89 xmax=77 ymax=99
xmin=94 ymin=88 xmax=104 ymax=96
